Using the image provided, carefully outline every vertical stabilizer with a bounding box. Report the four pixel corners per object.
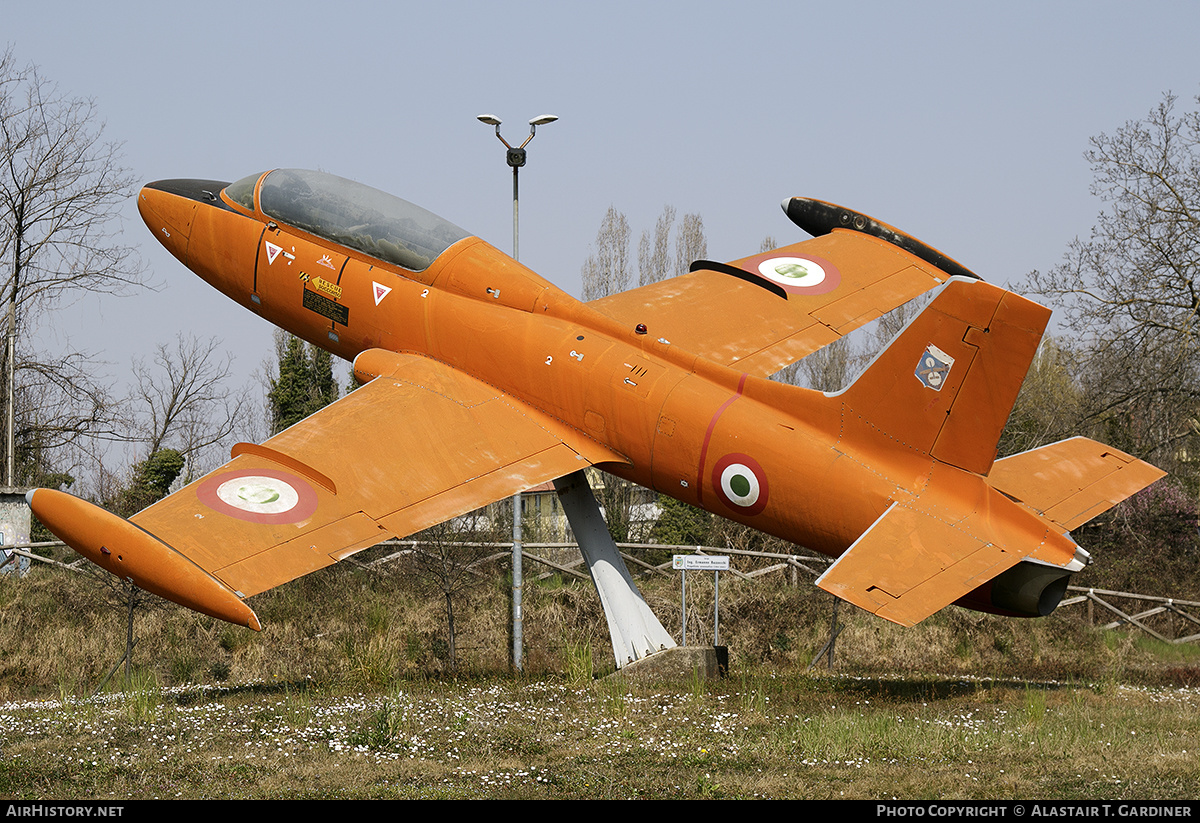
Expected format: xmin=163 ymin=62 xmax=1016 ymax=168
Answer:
xmin=831 ymin=277 xmax=1049 ymax=476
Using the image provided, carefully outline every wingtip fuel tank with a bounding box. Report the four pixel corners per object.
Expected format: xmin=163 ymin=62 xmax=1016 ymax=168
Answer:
xmin=28 ymin=488 xmax=261 ymax=630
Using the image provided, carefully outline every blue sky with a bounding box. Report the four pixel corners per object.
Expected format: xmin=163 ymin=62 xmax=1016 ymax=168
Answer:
xmin=7 ymin=1 xmax=1200 ymax=403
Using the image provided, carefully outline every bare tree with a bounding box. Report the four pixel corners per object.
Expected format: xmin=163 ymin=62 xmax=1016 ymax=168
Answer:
xmin=0 ymin=48 xmax=144 ymax=485
xmin=771 ymin=289 xmax=932 ymax=388
xmin=13 ymin=349 xmax=117 ymax=479
xmin=580 ymin=207 xmax=632 ymax=301
xmin=1027 ymin=92 xmax=1200 ymax=348
xmin=1023 ymin=91 xmax=1200 ymax=472
xmin=584 ymin=205 xmax=708 ymax=294
xmin=129 ymin=333 xmax=252 ymax=483
xmin=802 ymin=337 xmax=855 ymax=392
xmin=408 ymin=514 xmax=500 ymax=671
xmin=771 ymin=336 xmax=856 ymax=391
xmin=637 ymin=205 xmax=674 ymax=286
xmin=673 ymin=212 xmax=707 ymax=278
xmin=872 ymin=292 xmax=930 ymax=347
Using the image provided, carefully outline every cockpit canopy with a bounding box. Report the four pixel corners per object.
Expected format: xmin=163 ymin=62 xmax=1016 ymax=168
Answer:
xmin=225 ymin=169 xmax=471 ymax=272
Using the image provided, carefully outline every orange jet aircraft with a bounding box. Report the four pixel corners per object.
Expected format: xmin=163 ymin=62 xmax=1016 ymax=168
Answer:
xmin=28 ymin=169 xmax=1164 ymax=659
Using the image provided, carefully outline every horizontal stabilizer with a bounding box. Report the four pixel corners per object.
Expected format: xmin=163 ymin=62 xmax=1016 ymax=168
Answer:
xmin=815 ymin=500 xmax=1024 ymax=627
xmin=988 ymin=437 xmax=1166 ymax=530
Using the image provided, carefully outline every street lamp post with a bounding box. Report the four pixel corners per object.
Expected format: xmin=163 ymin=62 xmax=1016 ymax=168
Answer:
xmin=477 ymin=113 xmax=557 ymax=673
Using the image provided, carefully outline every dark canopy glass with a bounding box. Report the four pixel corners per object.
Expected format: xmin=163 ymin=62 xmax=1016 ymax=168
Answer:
xmin=227 ymin=169 xmax=470 ymax=272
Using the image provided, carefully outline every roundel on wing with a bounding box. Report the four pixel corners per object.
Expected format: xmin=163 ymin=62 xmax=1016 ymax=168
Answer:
xmin=197 ymin=468 xmax=319 ymax=524
xmin=712 ymin=453 xmax=769 ymax=516
xmin=749 ymin=253 xmax=841 ymax=295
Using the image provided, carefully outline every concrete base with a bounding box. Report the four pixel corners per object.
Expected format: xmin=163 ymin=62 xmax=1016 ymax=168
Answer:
xmin=0 ymin=487 xmax=31 ymax=576
xmin=613 ymin=646 xmax=729 ymax=682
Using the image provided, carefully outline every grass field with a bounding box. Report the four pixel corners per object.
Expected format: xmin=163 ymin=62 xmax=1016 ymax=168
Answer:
xmin=0 ymin=549 xmax=1197 ymax=799
xmin=0 ymin=670 xmax=1197 ymax=799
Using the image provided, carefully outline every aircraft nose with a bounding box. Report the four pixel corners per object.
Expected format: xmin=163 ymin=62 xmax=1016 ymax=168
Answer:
xmin=138 ymin=178 xmax=230 ymax=265
xmin=138 ymin=183 xmax=195 ymax=263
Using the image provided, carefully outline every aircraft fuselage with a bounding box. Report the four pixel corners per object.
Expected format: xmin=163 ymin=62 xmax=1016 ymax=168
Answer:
xmin=135 ymin=171 xmax=1091 ymax=623
xmin=137 ymin=176 xmax=907 ymax=555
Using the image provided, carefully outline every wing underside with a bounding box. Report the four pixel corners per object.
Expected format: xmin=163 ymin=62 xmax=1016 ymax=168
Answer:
xmin=817 ymin=438 xmax=1165 ymax=627
xmin=815 ymin=501 xmax=1025 ymax=627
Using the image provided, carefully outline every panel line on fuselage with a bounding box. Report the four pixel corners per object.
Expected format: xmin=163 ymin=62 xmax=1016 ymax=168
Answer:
xmin=251 ymin=225 xmax=267 ymax=297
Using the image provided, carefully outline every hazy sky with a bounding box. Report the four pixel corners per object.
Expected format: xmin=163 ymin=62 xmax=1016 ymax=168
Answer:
xmin=7 ymin=1 xmax=1200 ymax=410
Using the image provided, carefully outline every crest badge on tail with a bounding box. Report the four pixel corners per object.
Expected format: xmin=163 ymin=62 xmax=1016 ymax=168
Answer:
xmin=915 ymin=344 xmax=954 ymax=390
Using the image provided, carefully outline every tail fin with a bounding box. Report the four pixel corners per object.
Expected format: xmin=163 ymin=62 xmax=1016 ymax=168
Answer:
xmin=831 ymin=276 xmax=1049 ymax=475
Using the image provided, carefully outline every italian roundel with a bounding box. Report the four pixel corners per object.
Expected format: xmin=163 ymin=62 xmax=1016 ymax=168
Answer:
xmin=746 ymin=252 xmax=841 ymax=296
xmin=197 ymin=468 xmax=319 ymax=525
xmin=712 ymin=453 xmax=769 ymax=516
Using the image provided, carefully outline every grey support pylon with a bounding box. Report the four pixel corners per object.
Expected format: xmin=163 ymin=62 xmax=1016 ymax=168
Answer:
xmin=553 ymin=471 xmax=677 ymax=667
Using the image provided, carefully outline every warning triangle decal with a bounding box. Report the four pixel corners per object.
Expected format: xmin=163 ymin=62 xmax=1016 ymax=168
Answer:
xmin=372 ymin=282 xmax=392 ymax=306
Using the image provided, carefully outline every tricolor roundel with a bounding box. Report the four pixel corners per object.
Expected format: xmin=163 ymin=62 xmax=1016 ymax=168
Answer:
xmin=746 ymin=252 xmax=841 ymax=296
xmin=197 ymin=468 xmax=319 ymax=524
xmin=712 ymin=453 xmax=769 ymax=515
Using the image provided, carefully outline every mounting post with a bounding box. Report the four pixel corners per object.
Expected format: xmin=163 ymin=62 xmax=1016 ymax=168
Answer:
xmin=553 ymin=471 xmax=676 ymax=667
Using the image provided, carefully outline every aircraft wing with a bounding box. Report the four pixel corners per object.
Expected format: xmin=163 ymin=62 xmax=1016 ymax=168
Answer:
xmin=588 ymin=227 xmax=958 ymax=378
xmin=31 ymin=351 xmax=623 ymax=627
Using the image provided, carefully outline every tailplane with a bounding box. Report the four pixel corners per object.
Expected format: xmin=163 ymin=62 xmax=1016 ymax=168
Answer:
xmin=831 ymin=276 xmax=1049 ymax=475
xmin=988 ymin=437 xmax=1166 ymax=531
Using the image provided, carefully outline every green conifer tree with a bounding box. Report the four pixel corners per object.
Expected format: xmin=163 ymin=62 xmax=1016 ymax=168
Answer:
xmin=113 ymin=448 xmax=184 ymax=517
xmin=267 ymin=334 xmax=340 ymax=435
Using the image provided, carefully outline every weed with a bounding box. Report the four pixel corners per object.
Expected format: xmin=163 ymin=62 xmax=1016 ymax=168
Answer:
xmin=564 ymin=635 xmax=594 ymax=687
xmin=218 ymin=627 xmax=249 ymax=654
xmin=599 ymin=676 xmax=627 ymax=718
xmin=117 ymin=668 xmax=163 ymax=725
xmin=366 ymin=601 xmax=389 ymax=635
xmin=350 ymin=695 xmax=407 ymax=751
xmin=1023 ymin=685 xmax=1047 ymax=729
xmin=346 ymin=637 xmax=399 ymax=688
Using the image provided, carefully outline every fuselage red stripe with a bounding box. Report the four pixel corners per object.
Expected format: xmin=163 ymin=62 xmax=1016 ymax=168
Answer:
xmin=696 ymin=373 xmax=748 ymax=505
